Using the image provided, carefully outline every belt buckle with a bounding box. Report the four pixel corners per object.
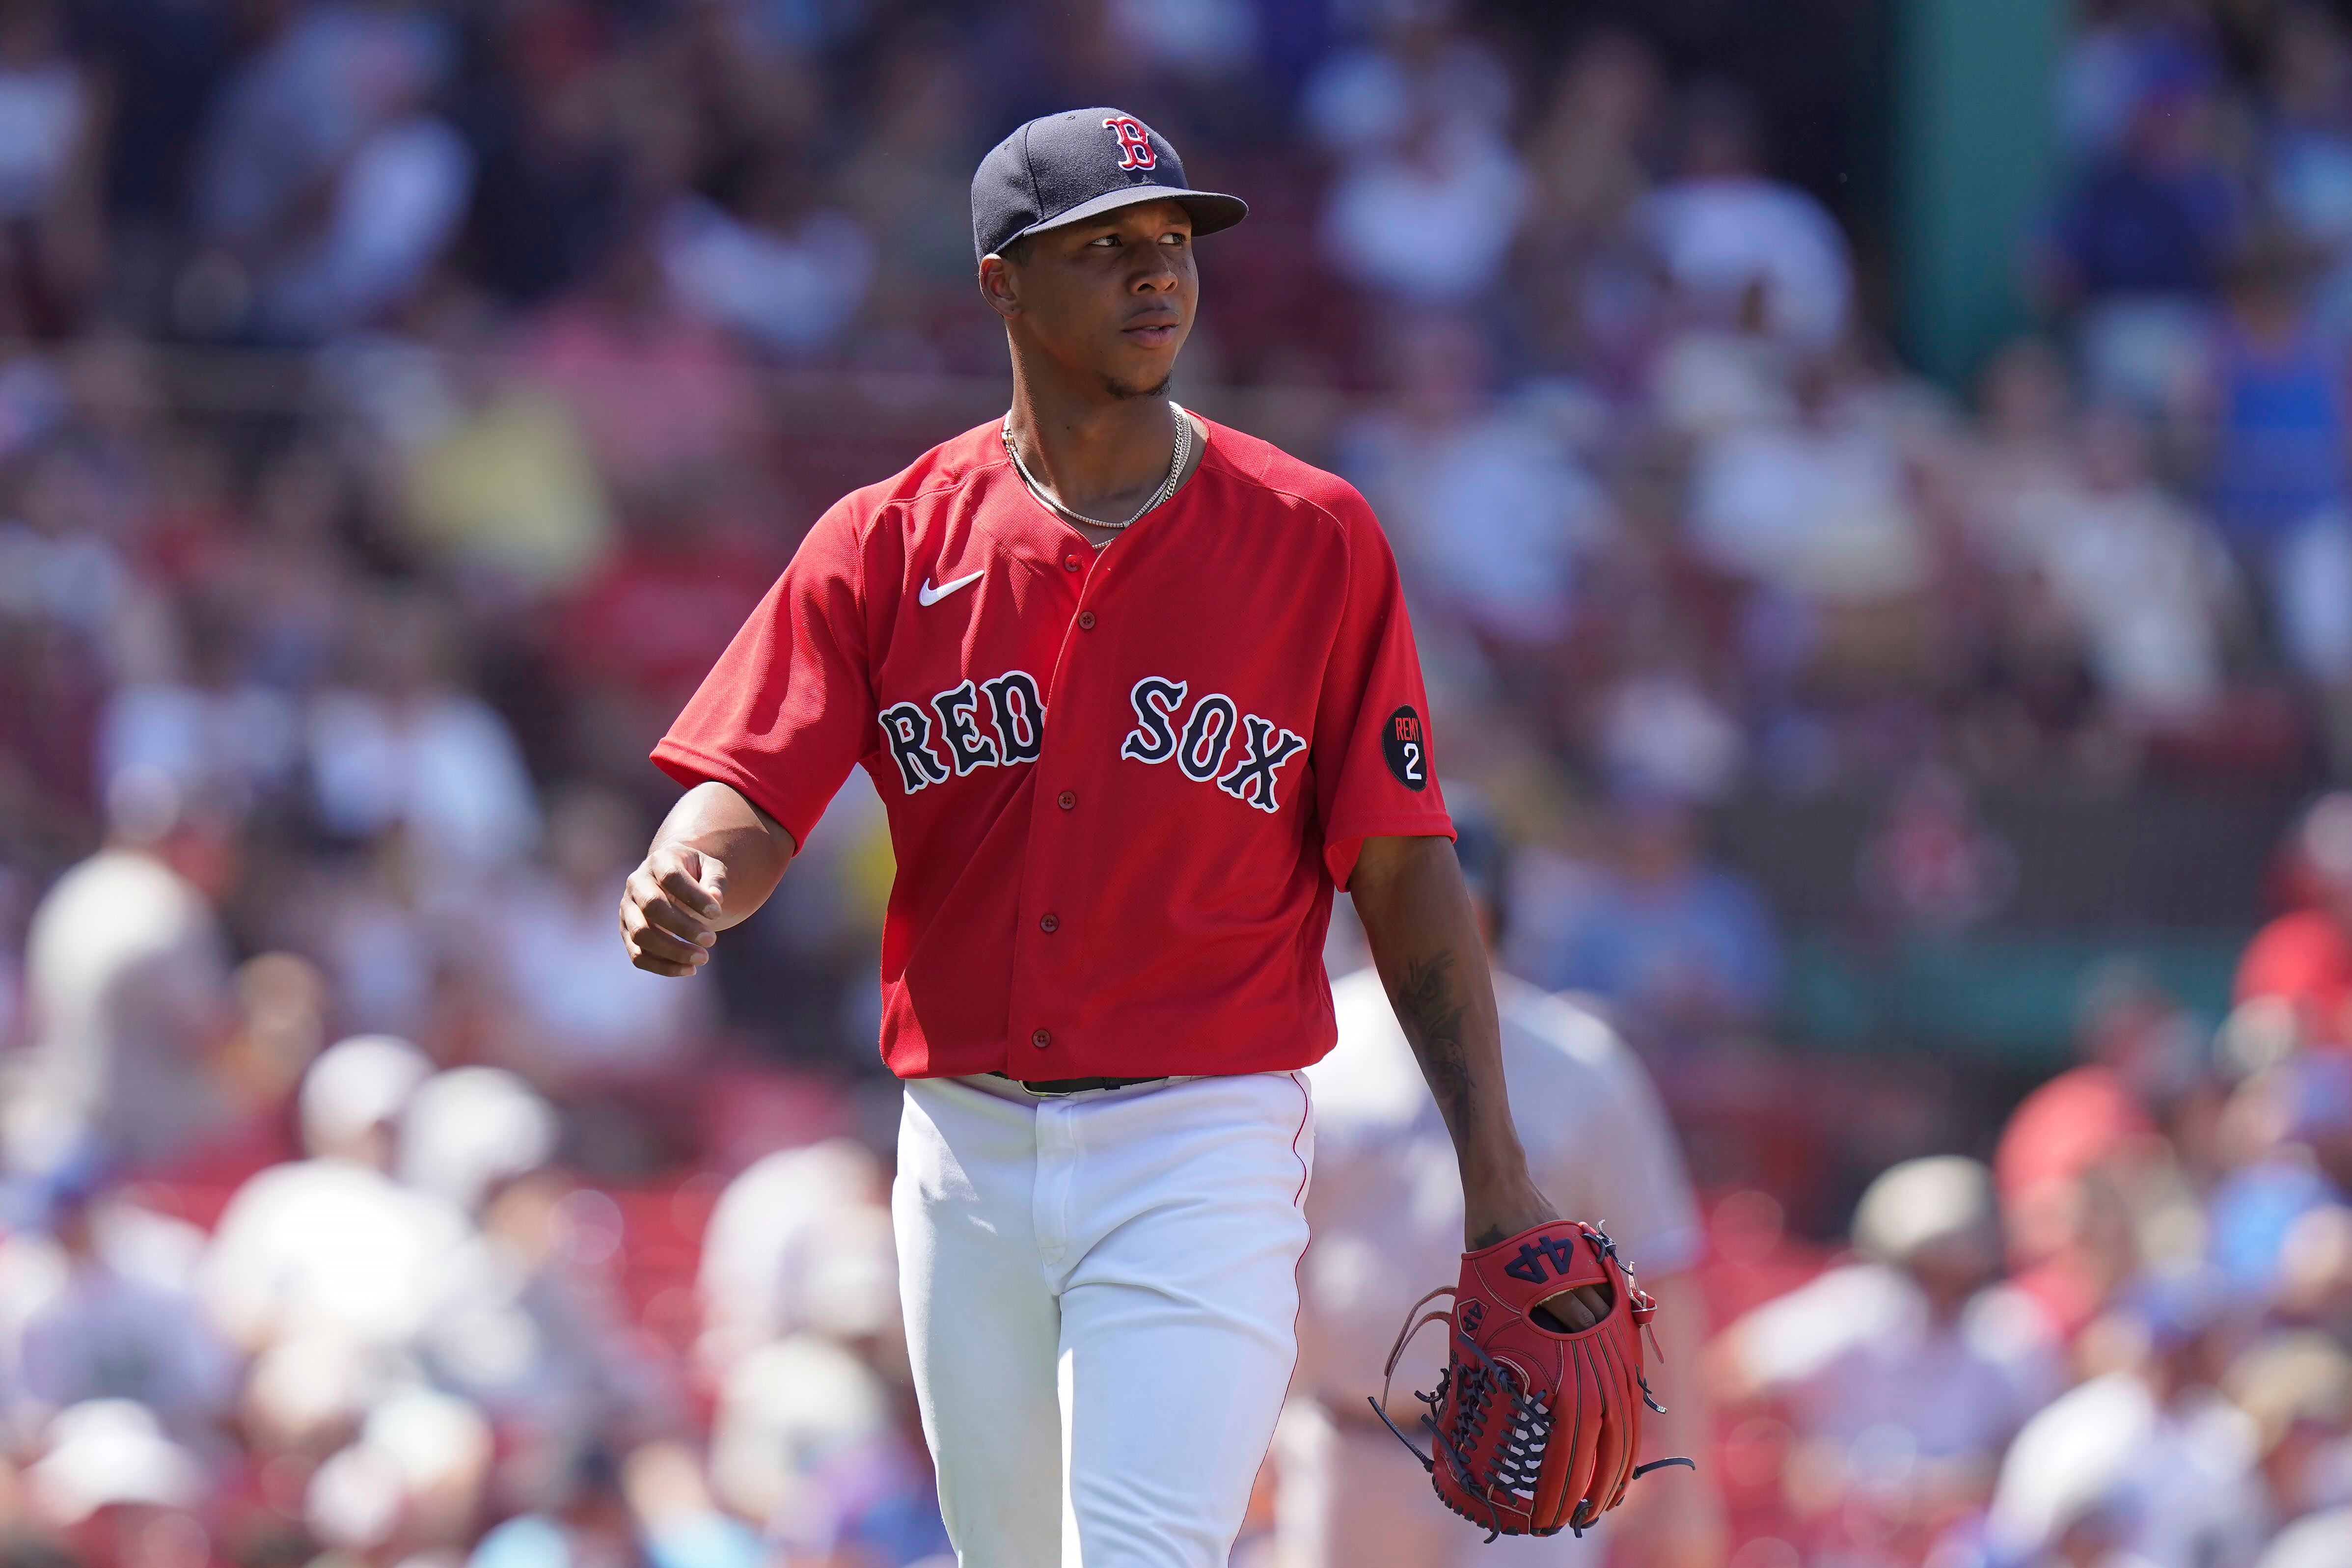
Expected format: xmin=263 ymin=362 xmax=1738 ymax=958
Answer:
xmin=985 ymin=1071 xmax=1086 ymax=1098
xmin=1032 ymin=1076 xmax=1125 ymax=1097
xmin=1010 ymin=1074 xmax=1163 ymax=1097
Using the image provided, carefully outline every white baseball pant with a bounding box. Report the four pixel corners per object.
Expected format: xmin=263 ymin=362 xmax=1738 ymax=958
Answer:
xmin=892 ymin=1070 xmax=1313 ymax=1568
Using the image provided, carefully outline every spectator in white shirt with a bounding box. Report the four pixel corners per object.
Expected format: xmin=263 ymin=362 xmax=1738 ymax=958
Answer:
xmin=398 ymin=1065 xmax=559 ymax=1217
xmin=23 ymin=1399 xmax=206 ymax=1556
xmin=0 ymin=1164 xmax=235 ymax=1448
xmin=1715 ymin=1158 xmax=2060 ymax=1535
xmin=696 ymin=1138 xmax=889 ymax=1379
xmin=500 ymin=784 xmax=711 ymax=1093
xmin=1640 ymin=81 xmax=1853 ymax=354
xmin=11 ymin=768 xmax=238 ymax=1171
xmin=202 ymin=1034 xmax=487 ymax=1355
xmin=98 ymin=591 xmax=302 ymax=819
xmin=191 ymin=0 xmax=471 ymax=341
xmin=307 ymin=589 xmax=540 ymax=872
xmin=1984 ymin=1266 xmax=2264 ymax=1568
xmin=1323 ymin=112 xmax=1531 ymax=307
xmin=1338 ymin=316 xmax=1614 ymax=676
xmin=2007 ymin=406 xmax=2239 ymax=728
xmin=1686 ymin=354 xmax=1930 ymax=609
xmin=660 ymin=158 xmax=874 ymax=358
xmin=1314 ymin=27 xmax=1529 ymax=309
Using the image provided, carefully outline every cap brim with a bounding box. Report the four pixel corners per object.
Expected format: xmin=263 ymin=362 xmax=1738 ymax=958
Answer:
xmin=1004 ymin=185 xmax=1247 ymax=252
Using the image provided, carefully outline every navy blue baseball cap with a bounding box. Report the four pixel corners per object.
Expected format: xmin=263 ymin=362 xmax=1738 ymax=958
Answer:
xmin=971 ymin=108 xmax=1247 ymax=263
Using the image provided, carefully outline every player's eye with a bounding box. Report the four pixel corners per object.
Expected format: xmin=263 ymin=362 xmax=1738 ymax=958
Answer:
xmin=1160 ymin=232 xmax=1189 ymax=245
xmin=1088 ymin=234 xmax=1120 ymax=247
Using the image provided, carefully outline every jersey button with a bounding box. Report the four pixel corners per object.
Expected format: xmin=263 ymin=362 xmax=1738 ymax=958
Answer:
xmin=1063 ymin=556 xmax=1079 ymax=571
xmin=1031 ymin=1028 xmax=1052 ymax=1049
xmin=1039 ymin=913 xmax=1060 ymax=933
xmin=1057 ymin=790 xmax=1076 ymax=810
xmin=1077 ymin=611 xmax=1096 ymax=630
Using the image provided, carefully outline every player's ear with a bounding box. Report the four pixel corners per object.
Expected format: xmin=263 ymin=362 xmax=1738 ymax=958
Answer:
xmin=978 ymin=254 xmax=1021 ymax=320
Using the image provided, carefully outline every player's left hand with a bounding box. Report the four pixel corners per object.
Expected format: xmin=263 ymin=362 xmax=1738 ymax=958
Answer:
xmin=1378 ymin=1218 xmax=1692 ymax=1538
xmin=1464 ymin=1175 xmax=1611 ymax=1328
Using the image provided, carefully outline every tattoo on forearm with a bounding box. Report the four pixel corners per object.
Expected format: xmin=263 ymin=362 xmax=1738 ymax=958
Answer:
xmin=1393 ymin=950 xmax=1475 ymax=1138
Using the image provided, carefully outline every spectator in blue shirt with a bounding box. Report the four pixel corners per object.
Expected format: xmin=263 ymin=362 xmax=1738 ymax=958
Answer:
xmin=2199 ymin=230 xmax=2352 ymax=712
xmin=2047 ymin=70 xmax=2242 ymax=304
xmin=1504 ymin=797 xmax=1784 ymax=1033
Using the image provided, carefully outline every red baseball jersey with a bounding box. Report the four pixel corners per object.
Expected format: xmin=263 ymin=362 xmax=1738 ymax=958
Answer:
xmin=653 ymin=414 xmax=1452 ymax=1079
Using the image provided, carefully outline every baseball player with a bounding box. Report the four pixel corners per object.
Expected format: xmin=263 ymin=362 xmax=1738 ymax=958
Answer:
xmin=1282 ymin=812 xmax=1721 ymax=1567
xmin=620 ymin=109 xmax=1635 ymax=1567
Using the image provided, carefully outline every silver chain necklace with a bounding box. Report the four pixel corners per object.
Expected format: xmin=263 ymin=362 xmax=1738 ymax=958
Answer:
xmin=1001 ymin=402 xmax=1189 ymax=532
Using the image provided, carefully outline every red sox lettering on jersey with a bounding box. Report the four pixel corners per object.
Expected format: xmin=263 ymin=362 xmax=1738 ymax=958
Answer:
xmin=878 ymin=672 xmax=1047 ymax=791
xmin=1119 ymin=677 xmax=1307 ymax=813
xmin=883 ymin=668 xmax=1308 ymax=816
xmin=1103 ymin=114 xmax=1157 ymax=171
xmin=654 ymin=415 xmax=1451 ymax=1081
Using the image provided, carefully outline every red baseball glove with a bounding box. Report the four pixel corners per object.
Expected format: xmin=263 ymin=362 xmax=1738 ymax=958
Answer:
xmin=1370 ymin=1219 xmax=1693 ymax=1541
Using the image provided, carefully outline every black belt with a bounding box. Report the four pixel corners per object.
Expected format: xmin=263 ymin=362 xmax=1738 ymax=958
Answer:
xmin=987 ymin=1072 xmax=1168 ymax=1097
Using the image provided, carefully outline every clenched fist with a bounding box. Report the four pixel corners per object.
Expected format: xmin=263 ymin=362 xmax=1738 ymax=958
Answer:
xmin=619 ymin=782 xmax=796 ymax=976
xmin=620 ymin=843 xmax=731 ymax=977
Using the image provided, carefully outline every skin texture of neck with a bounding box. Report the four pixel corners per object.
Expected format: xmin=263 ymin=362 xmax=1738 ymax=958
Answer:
xmin=1002 ymin=365 xmax=1181 ymax=526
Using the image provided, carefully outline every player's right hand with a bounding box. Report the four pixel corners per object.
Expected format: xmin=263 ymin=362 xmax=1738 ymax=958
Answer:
xmin=620 ymin=844 xmax=728 ymax=977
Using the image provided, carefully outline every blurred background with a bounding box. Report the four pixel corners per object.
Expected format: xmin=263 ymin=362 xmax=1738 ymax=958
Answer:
xmin=14 ymin=0 xmax=2352 ymax=1565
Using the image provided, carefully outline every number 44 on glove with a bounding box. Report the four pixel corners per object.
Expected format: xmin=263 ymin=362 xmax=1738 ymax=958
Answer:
xmin=1370 ymin=1220 xmax=1696 ymax=1541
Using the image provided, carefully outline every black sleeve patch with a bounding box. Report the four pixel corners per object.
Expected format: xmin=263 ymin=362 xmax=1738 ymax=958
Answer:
xmin=1381 ymin=705 xmax=1428 ymax=791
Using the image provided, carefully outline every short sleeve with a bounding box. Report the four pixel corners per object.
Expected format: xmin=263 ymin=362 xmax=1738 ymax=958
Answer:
xmin=1311 ymin=494 xmax=1453 ymax=886
xmin=652 ymin=500 xmax=876 ymax=851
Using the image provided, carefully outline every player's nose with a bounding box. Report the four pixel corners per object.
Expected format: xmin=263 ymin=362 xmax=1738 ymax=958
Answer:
xmin=1128 ymin=247 xmax=1185 ymax=294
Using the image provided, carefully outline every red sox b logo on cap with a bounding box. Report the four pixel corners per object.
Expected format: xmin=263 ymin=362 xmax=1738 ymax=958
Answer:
xmin=1103 ymin=115 xmax=1156 ymax=171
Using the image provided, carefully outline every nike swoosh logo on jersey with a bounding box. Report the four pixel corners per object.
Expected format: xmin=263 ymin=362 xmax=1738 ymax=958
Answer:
xmin=918 ymin=569 xmax=985 ymax=606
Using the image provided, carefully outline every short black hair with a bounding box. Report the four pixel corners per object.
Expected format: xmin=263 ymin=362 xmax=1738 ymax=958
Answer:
xmin=993 ymin=232 xmax=1036 ymax=267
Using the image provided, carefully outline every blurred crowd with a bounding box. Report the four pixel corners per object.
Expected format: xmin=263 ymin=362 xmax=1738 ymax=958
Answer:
xmin=1701 ymin=791 xmax=2352 ymax=1568
xmin=12 ymin=0 xmax=2352 ymax=1565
